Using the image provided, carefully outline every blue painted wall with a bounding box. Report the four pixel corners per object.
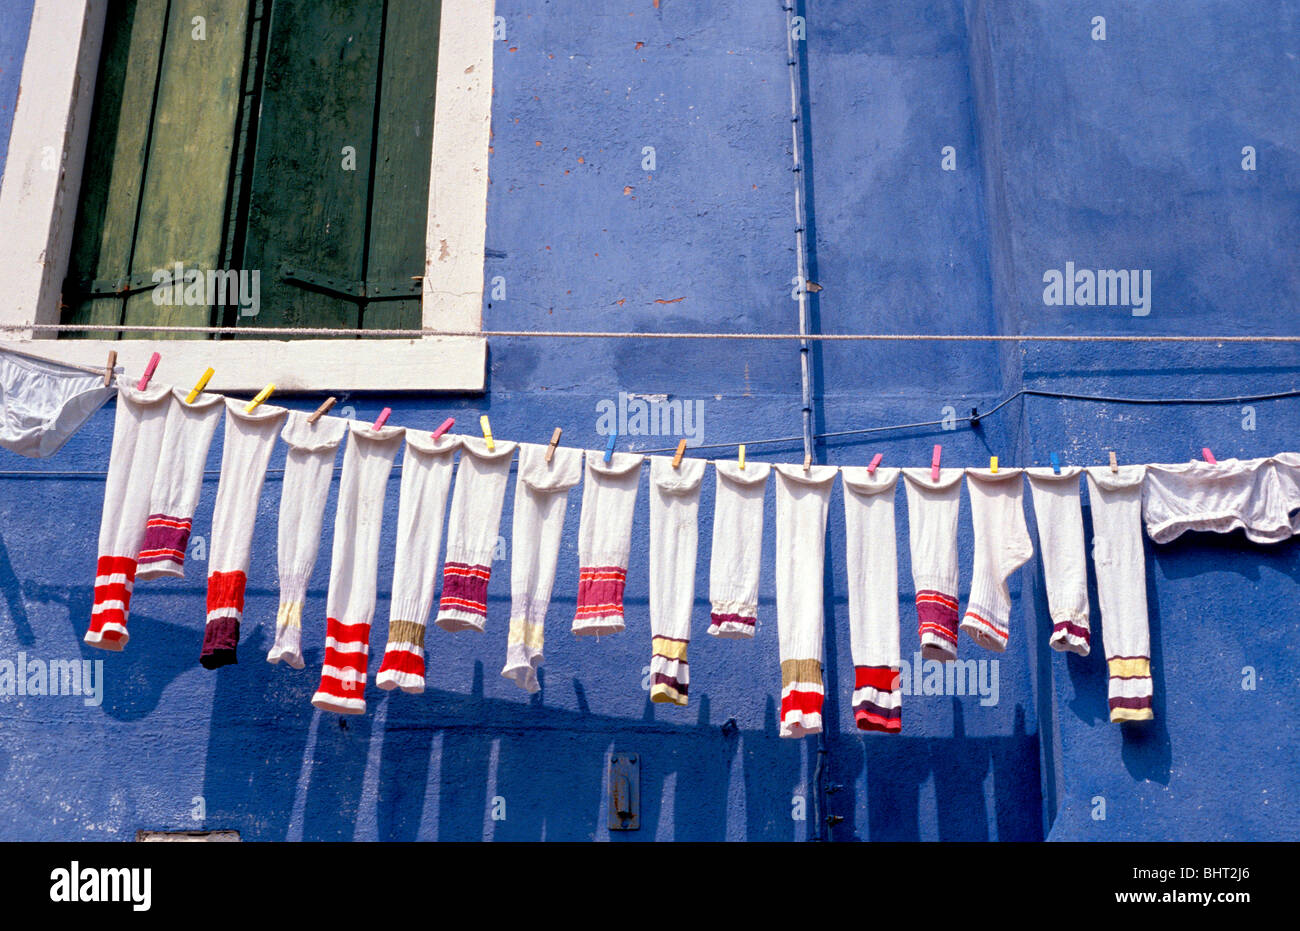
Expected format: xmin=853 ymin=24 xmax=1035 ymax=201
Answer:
xmin=0 ymin=0 xmax=1296 ymax=841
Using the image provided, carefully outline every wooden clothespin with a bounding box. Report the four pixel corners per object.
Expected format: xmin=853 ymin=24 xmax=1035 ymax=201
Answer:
xmin=545 ymin=428 xmax=563 ymax=463
xmin=931 ymin=445 xmax=942 ymax=482
xmin=103 ymin=351 xmax=117 ymax=387
xmin=480 ymin=415 xmax=495 ymax=451
xmin=672 ymin=439 xmax=686 ymax=468
xmin=1050 ymin=452 xmax=1061 ymax=475
xmin=1109 ymin=451 xmax=1118 ymax=473
xmin=185 ymin=367 xmax=214 ymax=404
xmin=245 ymin=383 xmax=275 ymax=413
xmin=307 ymin=397 xmax=336 ymax=425
xmin=990 ymin=455 xmax=999 ymax=474
xmin=738 ymin=444 xmax=746 ymax=470
xmin=867 ymin=453 xmax=882 ymax=474
xmin=432 ymin=417 xmax=455 ymax=440
xmin=603 ymin=431 xmax=618 ymax=464
xmin=136 ymin=352 xmax=160 ymax=390
xmin=802 ymin=452 xmax=812 ymax=472
xmin=1202 ymin=447 xmax=1217 ymax=465
xmin=372 ymin=407 xmax=392 ymax=430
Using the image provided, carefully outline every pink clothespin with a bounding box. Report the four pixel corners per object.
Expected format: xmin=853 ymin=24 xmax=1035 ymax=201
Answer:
xmin=431 ymin=417 xmax=455 ymax=440
xmin=1202 ymin=447 xmax=1217 ymax=465
xmin=372 ymin=407 xmax=391 ymax=430
xmin=137 ymin=352 xmax=160 ymax=390
xmin=930 ymin=445 xmax=942 ymax=482
xmin=867 ymin=453 xmax=883 ymax=474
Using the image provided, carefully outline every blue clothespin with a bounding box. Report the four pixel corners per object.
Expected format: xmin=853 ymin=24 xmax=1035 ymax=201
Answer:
xmin=603 ymin=431 xmax=618 ymax=464
xmin=1050 ymin=453 xmax=1061 ymax=475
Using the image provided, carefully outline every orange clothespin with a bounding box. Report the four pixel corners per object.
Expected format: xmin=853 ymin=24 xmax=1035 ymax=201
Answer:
xmin=185 ymin=367 xmax=214 ymax=404
xmin=480 ymin=415 xmax=495 ymax=452
xmin=137 ymin=352 xmax=160 ymax=390
xmin=245 ymin=383 xmax=275 ymax=413
xmin=103 ymin=351 xmax=117 ymax=388
xmin=546 ymin=428 xmax=563 ymax=463
xmin=672 ymin=439 xmax=687 ymax=469
xmin=307 ymin=397 xmax=336 ymax=425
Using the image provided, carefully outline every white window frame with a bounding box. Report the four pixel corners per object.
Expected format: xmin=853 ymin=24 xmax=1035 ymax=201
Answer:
xmin=0 ymin=0 xmax=490 ymax=392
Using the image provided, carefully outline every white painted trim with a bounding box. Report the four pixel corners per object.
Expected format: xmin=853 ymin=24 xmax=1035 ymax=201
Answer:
xmin=0 ymin=0 xmax=492 ymax=392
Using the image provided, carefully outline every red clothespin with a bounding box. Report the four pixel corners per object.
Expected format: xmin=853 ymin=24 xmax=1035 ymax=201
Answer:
xmin=1201 ymin=447 xmax=1217 ymax=465
xmin=867 ymin=453 xmax=882 ymax=474
xmin=931 ymin=445 xmax=942 ymax=482
xmin=432 ymin=417 xmax=455 ymax=440
xmin=137 ymin=352 xmax=160 ymax=390
xmin=372 ymin=407 xmax=391 ymax=430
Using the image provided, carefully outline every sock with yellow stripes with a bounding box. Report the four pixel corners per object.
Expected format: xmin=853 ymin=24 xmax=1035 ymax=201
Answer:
xmin=648 ymin=455 xmax=706 ymax=705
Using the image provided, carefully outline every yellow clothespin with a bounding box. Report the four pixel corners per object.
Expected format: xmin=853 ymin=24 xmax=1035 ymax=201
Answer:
xmin=989 ymin=455 xmax=998 ymax=474
xmin=245 ymin=383 xmax=275 ymax=413
xmin=1109 ymin=451 xmax=1118 ymax=473
xmin=545 ymin=427 xmax=562 ymax=463
xmin=672 ymin=439 xmax=686 ymax=468
xmin=307 ymin=397 xmax=336 ymax=425
xmin=103 ymin=351 xmax=117 ymax=388
xmin=738 ymin=444 xmax=746 ymax=470
xmin=480 ymin=414 xmax=495 ymax=452
xmin=185 ymin=367 xmax=214 ymax=404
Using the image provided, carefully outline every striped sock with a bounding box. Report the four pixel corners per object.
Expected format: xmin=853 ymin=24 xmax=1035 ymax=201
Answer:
xmin=903 ymin=468 xmax=964 ymax=662
xmin=573 ymin=450 xmax=644 ymax=636
xmin=1108 ymin=655 xmax=1154 ymax=722
xmin=647 ymin=456 xmax=705 ymax=706
xmin=960 ymin=468 xmax=1033 ymax=653
xmin=87 ymin=555 xmax=137 ymax=651
xmin=1027 ymin=467 xmax=1092 ymax=656
xmin=707 ymin=460 xmax=770 ymax=639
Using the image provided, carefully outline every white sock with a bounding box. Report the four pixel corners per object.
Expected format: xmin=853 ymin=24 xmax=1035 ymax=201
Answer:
xmin=202 ymin=399 xmax=288 ymax=669
xmin=135 ymin=388 xmax=224 ymax=580
xmin=434 ymin=435 xmax=518 ymax=633
xmin=1085 ymin=466 xmax=1154 ymax=723
xmin=268 ymin=411 xmax=349 ymax=669
xmin=85 ymin=378 xmax=174 ymax=651
xmin=707 ymin=460 xmax=770 ymax=638
xmin=311 ymin=423 xmax=405 ymax=714
xmin=648 ymin=455 xmax=706 ymax=706
xmin=376 ymin=431 xmax=460 ymax=692
xmin=1026 ymin=467 xmax=1091 ymax=655
xmin=573 ymin=450 xmax=645 ymax=636
xmin=502 ymin=443 xmax=582 ymax=692
xmin=773 ymin=463 xmax=837 ymax=738
xmin=841 ymin=466 xmax=902 ymax=733
xmin=959 ymin=468 xmax=1033 ymax=652
xmin=902 ymin=468 xmax=964 ymax=661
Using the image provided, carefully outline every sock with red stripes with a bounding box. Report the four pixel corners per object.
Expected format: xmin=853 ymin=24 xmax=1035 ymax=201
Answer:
xmin=86 ymin=379 xmax=174 ymax=651
xmin=434 ymin=435 xmax=517 ymax=633
xmin=842 ymin=465 xmax=902 ymax=733
xmin=502 ymin=443 xmax=582 ymax=692
xmin=135 ymin=388 xmax=224 ymax=581
xmin=268 ymin=411 xmax=349 ymax=668
xmin=773 ymin=463 xmax=838 ymax=738
xmin=902 ymin=468 xmax=964 ymax=661
xmin=1027 ymin=467 xmax=1091 ymax=655
xmin=1085 ymin=466 xmax=1155 ymax=723
xmin=959 ymin=468 xmax=1033 ymax=652
xmin=707 ymin=460 xmax=770 ymax=638
xmin=573 ymin=450 xmax=644 ymax=636
xmin=648 ymin=455 xmax=706 ymax=706
xmin=311 ymin=423 xmax=405 ymax=713
xmin=201 ymin=399 xmax=288 ymax=669
xmin=375 ymin=431 xmax=459 ymax=692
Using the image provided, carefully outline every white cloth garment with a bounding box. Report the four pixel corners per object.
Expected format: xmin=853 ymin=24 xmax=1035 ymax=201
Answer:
xmin=1026 ymin=467 xmax=1091 ymax=655
xmin=376 ymin=430 xmax=460 ymax=692
xmin=902 ymin=468 xmax=964 ymax=661
xmin=647 ymin=456 xmax=707 ymax=706
xmin=0 ymin=347 xmax=115 ymax=458
xmin=267 ymin=411 xmax=350 ymax=668
xmin=135 ymin=388 xmax=224 ymax=580
xmin=707 ymin=460 xmax=770 ymax=638
xmin=1085 ymin=466 xmax=1154 ymax=723
xmin=959 ymin=468 xmax=1033 ymax=652
xmin=841 ymin=466 xmax=902 ymax=733
xmin=573 ymin=450 xmax=645 ymax=636
xmin=434 ymin=435 xmax=518 ymax=633
xmin=773 ymin=463 xmax=838 ymax=739
xmin=311 ymin=423 xmax=405 ymax=714
xmin=85 ymin=378 xmax=174 ymax=651
xmin=202 ymin=399 xmax=289 ymax=669
xmin=501 ymin=443 xmax=583 ymax=693
xmin=1143 ymin=455 xmax=1300 ymax=544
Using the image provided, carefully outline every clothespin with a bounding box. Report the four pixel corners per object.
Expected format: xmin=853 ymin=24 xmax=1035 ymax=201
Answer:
xmin=307 ymin=397 xmax=336 ymax=425
xmin=1050 ymin=453 xmax=1061 ymax=475
xmin=136 ymin=352 xmax=160 ymax=390
xmin=1202 ymin=447 xmax=1217 ymax=465
xmin=545 ymin=427 xmax=563 ymax=463
xmin=931 ymin=445 xmax=942 ymax=482
xmin=603 ymin=431 xmax=618 ymax=464
xmin=867 ymin=453 xmax=882 ymax=474
xmin=989 ymin=455 xmax=999 ymax=474
xmin=480 ymin=415 xmax=495 ymax=451
xmin=103 ymin=351 xmax=117 ymax=388
xmin=245 ymin=383 xmax=275 ymax=413
xmin=672 ymin=439 xmax=686 ymax=468
xmin=185 ymin=367 xmax=214 ymax=404
xmin=1109 ymin=451 xmax=1118 ymax=473
xmin=803 ymin=452 xmax=812 ymax=472
xmin=372 ymin=407 xmax=391 ymax=430
xmin=738 ymin=445 xmax=746 ymax=470
xmin=432 ymin=417 xmax=455 ymax=440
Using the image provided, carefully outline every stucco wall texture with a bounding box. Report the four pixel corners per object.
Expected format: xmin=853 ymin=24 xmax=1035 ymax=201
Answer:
xmin=0 ymin=1 xmax=1296 ymax=841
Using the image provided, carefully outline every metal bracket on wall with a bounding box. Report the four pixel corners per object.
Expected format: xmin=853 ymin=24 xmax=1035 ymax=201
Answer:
xmin=608 ymin=753 xmax=640 ymax=831
xmin=280 ymin=265 xmax=423 ymax=302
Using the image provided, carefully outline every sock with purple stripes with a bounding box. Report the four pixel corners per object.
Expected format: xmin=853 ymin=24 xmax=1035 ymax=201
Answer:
xmin=902 ymin=468 xmax=964 ymax=661
xmin=1027 ymin=467 xmax=1091 ymax=655
xmin=707 ymin=460 xmax=770 ymax=638
xmin=648 ymin=455 xmax=706 ymax=706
